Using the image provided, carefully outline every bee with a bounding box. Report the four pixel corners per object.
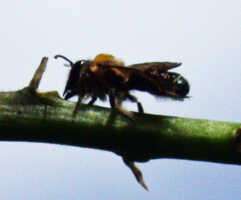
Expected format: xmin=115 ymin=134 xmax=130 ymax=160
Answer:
xmin=54 ymin=54 xmax=190 ymax=120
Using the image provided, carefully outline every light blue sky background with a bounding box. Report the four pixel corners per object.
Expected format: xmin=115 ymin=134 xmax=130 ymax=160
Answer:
xmin=0 ymin=0 xmax=240 ymax=199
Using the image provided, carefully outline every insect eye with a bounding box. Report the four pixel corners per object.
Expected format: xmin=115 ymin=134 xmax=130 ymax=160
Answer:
xmin=75 ymin=60 xmax=87 ymax=66
xmin=80 ymin=60 xmax=85 ymax=65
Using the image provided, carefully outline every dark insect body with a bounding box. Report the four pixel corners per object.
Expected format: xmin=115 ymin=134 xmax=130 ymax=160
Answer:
xmin=55 ymin=54 xmax=190 ymax=120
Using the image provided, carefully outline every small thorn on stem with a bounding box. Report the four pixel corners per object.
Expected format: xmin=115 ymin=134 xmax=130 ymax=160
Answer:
xmin=123 ymin=157 xmax=149 ymax=191
xmin=29 ymin=57 xmax=48 ymax=92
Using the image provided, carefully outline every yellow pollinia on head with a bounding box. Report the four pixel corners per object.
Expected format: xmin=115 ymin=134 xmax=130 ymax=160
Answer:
xmin=93 ymin=53 xmax=124 ymax=66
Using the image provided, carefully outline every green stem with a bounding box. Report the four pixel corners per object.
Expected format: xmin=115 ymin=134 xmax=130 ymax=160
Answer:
xmin=0 ymin=88 xmax=240 ymax=165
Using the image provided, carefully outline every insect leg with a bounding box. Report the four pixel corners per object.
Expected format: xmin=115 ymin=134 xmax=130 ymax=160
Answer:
xmin=109 ymin=92 xmax=134 ymax=121
xmin=126 ymin=93 xmax=144 ymax=114
xmin=73 ymin=95 xmax=83 ymax=117
xmin=88 ymin=96 xmax=97 ymax=106
xmin=109 ymin=93 xmax=116 ymax=108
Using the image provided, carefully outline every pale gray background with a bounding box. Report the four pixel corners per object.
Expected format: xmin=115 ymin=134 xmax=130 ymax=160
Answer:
xmin=0 ymin=0 xmax=240 ymax=199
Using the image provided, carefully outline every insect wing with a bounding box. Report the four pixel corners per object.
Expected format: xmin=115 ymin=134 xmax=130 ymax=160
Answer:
xmin=128 ymin=62 xmax=182 ymax=71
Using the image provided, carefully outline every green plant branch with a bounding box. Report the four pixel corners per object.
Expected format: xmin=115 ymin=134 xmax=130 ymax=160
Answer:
xmin=0 ymin=57 xmax=240 ymax=190
xmin=1 ymin=94 xmax=240 ymax=163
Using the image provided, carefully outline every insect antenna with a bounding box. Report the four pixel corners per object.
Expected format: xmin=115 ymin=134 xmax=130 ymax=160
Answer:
xmin=54 ymin=55 xmax=73 ymax=66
